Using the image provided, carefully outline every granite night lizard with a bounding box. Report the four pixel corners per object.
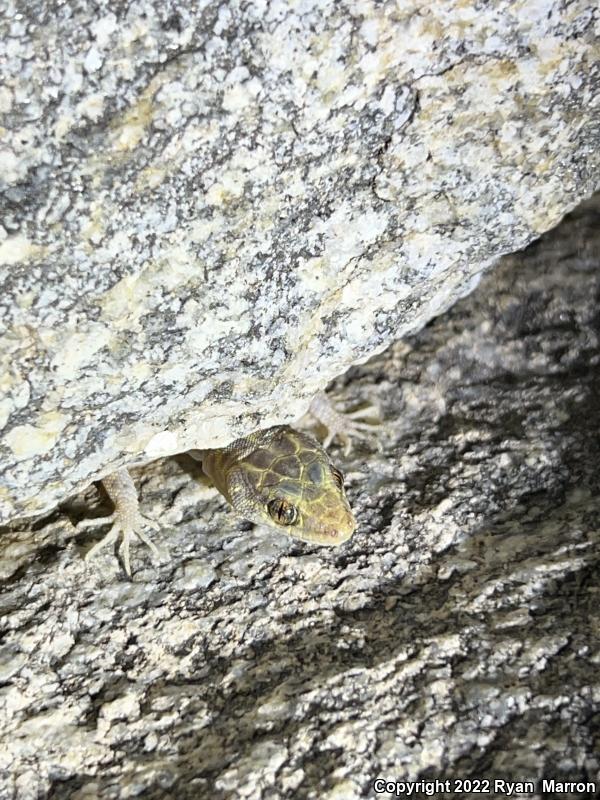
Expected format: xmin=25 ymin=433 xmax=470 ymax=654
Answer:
xmin=79 ymin=392 xmax=378 ymax=575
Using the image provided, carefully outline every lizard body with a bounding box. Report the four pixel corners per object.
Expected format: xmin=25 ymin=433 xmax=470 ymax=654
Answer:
xmin=82 ymin=393 xmax=377 ymax=575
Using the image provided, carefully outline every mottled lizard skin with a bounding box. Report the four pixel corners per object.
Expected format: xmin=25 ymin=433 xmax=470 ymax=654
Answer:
xmin=82 ymin=392 xmax=377 ymax=575
xmin=197 ymin=425 xmax=355 ymax=546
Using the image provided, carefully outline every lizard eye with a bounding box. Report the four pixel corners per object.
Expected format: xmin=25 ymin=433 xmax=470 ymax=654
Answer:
xmin=331 ymin=467 xmax=344 ymax=489
xmin=267 ymin=498 xmax=299 ymax=526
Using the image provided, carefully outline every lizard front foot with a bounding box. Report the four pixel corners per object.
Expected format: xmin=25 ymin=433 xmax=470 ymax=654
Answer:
xmin=309 ymin=391 xmax=381 ymax=454
xmin=79 ymin=469 xmax=162 ymax=577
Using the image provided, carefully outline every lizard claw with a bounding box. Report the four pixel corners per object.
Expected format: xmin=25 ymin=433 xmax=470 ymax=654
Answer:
xmin=118 ymin=523 xmax=161 ymax=578
xmin=309 ymin=392 xmax=382 ymax=455
xmin=81 ymin=469 xmax=163 ymax=577
xmin=321 ymin=420 xmax=379 ymax=454
xmin=75 ymin=513 xmax=116 ymax=530
xmin=84 ymin=514 xmax=161 ymax=578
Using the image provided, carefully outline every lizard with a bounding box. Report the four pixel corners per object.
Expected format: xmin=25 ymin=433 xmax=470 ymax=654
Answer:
xmin=78 ymin=392 xmax=378 ymax=576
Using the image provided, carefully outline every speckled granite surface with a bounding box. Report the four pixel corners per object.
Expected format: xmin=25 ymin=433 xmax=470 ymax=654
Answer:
xmin=1 ymin=196 xmax=599 ymax=799
xmin=1 ymin=0 xmax=599 ymax=523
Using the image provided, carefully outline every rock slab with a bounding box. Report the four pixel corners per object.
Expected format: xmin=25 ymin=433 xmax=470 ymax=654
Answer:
xmin=1 ymin=0 xmax=599 ymax=521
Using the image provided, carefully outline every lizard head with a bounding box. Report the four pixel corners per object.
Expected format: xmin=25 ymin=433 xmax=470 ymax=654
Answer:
xmin=226 ymin=426 xmax=356 ymax=545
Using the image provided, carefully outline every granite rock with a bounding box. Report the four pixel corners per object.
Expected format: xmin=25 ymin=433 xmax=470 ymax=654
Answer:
xmin=0 ymin=195 xmax=599 ymax=799
xmin=1 ymin=0 xmax=599 ymax=521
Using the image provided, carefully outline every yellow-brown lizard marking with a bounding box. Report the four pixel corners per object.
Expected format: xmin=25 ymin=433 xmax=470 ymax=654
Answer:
xmin=81 ymin=393 xmax=378 ymax=575
xmin=194 ymin=425 xmax=355 ymax=546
